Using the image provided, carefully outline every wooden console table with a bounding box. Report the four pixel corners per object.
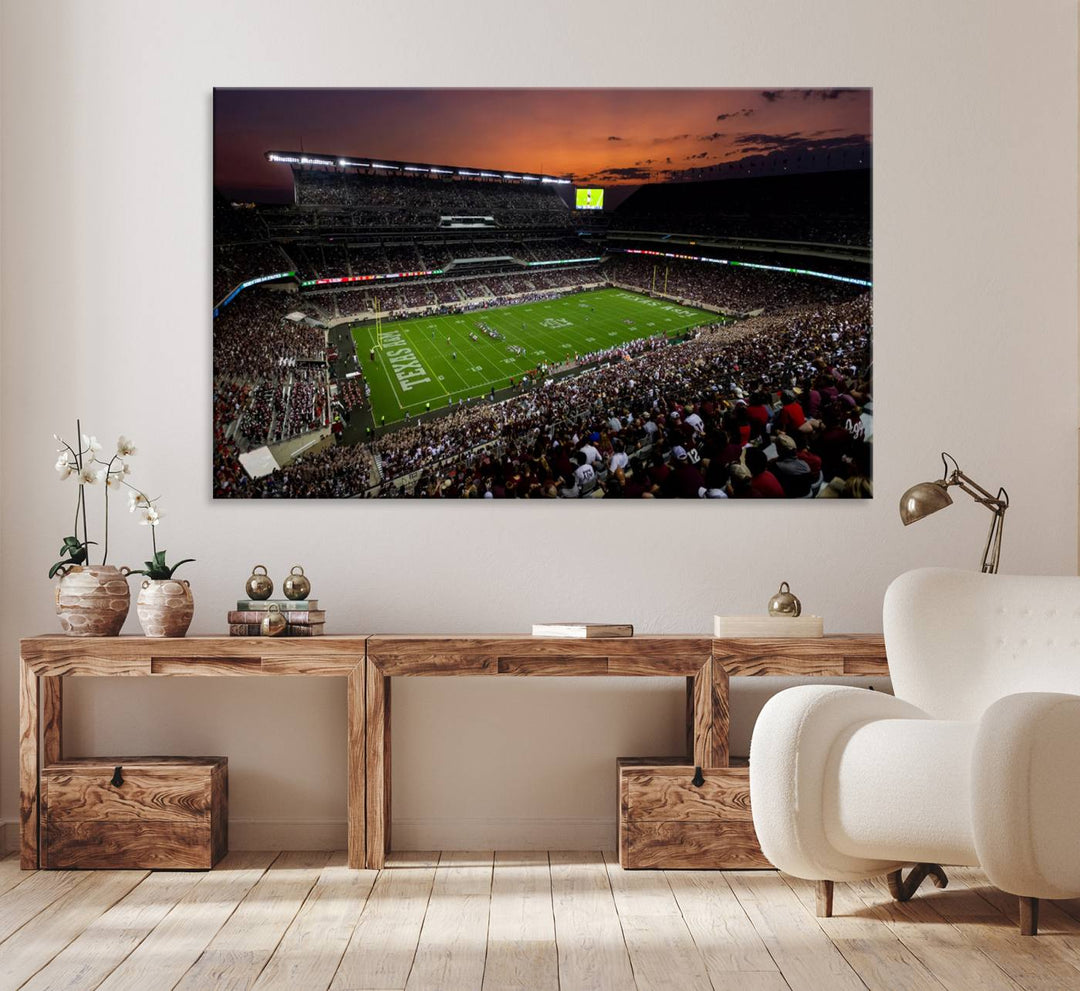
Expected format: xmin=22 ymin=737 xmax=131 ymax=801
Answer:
xmin=20 ymin=633 xmax=887 ymax=871
xmin=19 ymin=636 xmax=368 ymax=870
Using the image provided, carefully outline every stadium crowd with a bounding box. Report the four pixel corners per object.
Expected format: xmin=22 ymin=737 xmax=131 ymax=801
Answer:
xmin=220 ymin=293 xmax=872 ymax=498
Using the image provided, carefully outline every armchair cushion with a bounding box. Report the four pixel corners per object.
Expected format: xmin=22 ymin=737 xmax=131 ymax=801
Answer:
xmin=823 ymin=716 xmax=978 ymax=868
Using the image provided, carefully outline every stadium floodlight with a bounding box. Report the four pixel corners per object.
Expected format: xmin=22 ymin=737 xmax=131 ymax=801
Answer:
xmin=404 ymin=166 xmax=427 ymax=172
xmin=480 ymin=172 xmax=499 ymax=178
xmin=370 ymin=163 xmax=399 ymax=170
xmin=430 ymin=168 xmax=453 ymax=174
xmin=458 ymin=170 xmax=479 ymax=176
xmin=502 ymin=173 xmax=519 ymax=179
xmin=521 ymin=175 xmax=538 ymax=181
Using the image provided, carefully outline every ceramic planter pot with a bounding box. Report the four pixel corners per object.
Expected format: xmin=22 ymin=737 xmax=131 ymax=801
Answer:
xmin=55 ymin=565 xmax=131 ymax=636
xmin=136 ymin=579 xmax=194 ymax=638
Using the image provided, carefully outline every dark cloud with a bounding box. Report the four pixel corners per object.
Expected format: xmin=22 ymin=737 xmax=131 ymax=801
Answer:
xmin=698 ymin=132 xmax=727 ymax=142
xmin=650 ymin=133 xmax=692 ymax=144
xmin=632 ymin=158 xmax=655 ymax=166
xmin=733 ymin=131 xmax=869 ymax=153
xmin=761 ymin=88 xmax=864 ymax=103
xmin=715 ymin=107 xmax=754 ymax=121
xmin=686 ymin=151 xmax=709 ymax=160
xmin=607 ymin=135 xmax=623 ymax=141
xmin=577 ymin=165 xmax=655 ymax=182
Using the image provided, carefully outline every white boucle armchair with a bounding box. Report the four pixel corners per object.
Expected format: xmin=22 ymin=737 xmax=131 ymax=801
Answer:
xmin=749 ymin=567 xmax=1080 ymax=935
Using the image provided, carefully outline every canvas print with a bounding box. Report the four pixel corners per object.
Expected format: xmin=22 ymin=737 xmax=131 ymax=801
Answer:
xmin=213 ymin=88 xmax=872 ymax=499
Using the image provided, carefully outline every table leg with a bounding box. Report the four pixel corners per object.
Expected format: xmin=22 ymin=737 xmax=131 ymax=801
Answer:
xmin=347 ymin=663 xmax=366 ymax=869
xmin=42 ymin=677 xmax=63 ymax=765
xmin=365 ymin=657 xmax=390 ymax=869
xmin=691 ymin=658 xmax=729 ymax=768
xmin=19 ymin=658 xmax=39 ymax=869
xmin=711 ymin=657 xmax=730 ymax=767
xmin=685 ymin=676 xmax=695 ymax=758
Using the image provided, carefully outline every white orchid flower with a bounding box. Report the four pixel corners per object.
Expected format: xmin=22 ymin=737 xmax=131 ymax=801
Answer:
xmin=120 ymin=461 xmax=132 ymax=475
xmin=77 ymin=463 xmax=103 ymax=485
xmin=116 ymin=436 xmax=136 ymax=457
xmin=128 ymin=491 xmax=150 ymax=512
xmin=80 ymin=434 xmax=102 ymax=456
xmin=106 ymin=471 xmax=125 ymax=490
xmin=139 ymin=506 xmax=163 ymax=527
xmin=55 ymin=455 xmax=75 ymax=480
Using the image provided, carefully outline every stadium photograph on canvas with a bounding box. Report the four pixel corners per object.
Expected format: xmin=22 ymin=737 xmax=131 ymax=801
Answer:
xmin=213 ymin=88 xmax=872 ymax=499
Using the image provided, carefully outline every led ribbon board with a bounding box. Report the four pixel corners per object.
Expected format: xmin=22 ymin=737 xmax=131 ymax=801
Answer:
xmin=214 ymin=271 xmax=297 ymax=316
xmin=300 ymin=269 xmax=444 ymax=287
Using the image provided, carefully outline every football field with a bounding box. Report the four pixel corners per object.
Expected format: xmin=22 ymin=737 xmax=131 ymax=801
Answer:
xmin=351 ymin=288 xmax=721 ymax=424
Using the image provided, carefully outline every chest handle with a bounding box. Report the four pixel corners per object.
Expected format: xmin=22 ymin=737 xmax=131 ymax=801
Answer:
xmin=111 ymin=766 xmax=124 ymax=787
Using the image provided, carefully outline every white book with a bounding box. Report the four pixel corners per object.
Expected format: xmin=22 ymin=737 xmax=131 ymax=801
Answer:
xmin=531 ymin=623 xmax=634 ymax=639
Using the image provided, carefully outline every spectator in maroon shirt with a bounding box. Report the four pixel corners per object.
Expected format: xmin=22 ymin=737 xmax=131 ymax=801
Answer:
xmin=745 ymin=391 xmax=771 ymax=439
xmin=666 ymin=446 xmax=706 ymax=498
xmin=745 ymin=446 xmax=785 ymax=498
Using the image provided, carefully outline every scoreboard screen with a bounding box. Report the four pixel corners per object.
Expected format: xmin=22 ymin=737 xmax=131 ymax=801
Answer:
xmin=575 ymin=187 xmax=604 ymax=211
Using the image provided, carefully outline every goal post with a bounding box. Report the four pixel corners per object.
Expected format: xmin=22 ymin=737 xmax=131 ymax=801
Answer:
xmin=374 ymin=295 xmax=384 ymax=350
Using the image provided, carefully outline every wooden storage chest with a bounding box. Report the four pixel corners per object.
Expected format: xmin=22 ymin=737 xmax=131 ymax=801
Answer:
xmin=41 ymin=756 xmax=227 ymax=869
xmin=617 ymin=757 xmax=771 ymax=869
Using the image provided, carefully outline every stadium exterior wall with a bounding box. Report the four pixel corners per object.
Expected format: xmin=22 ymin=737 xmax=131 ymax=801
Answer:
xmin=1 ymin=0 xmax=1077 ymax=852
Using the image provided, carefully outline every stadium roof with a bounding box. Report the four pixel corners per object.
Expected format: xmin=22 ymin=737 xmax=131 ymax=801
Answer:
xmin=264 ymin=151 xmax=573 ymax=184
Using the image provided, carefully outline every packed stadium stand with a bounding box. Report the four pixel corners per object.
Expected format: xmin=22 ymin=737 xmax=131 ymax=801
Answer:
xmin=213 ymin=159 xmax=872 ymax=499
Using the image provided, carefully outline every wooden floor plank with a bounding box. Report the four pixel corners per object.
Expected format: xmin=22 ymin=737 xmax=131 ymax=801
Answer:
xmin=3 ymin=854 xmax=1070 ymax=991
xmin=932 ymin=870 xmax=1080 ymax=991
xmin=666 ymin=869 xmax=789 ymax=991
xmin=782 ymin=874 xmax=947 ymax=991
xmin=0 ymin=870 xmax=88 ymax=944
xmin=18 ymin=871 xmax=203 ymax=991
xmin=726 ymin=871 xmax=868 ymax=991
xmin=550 ymin=851 xmax=635 ymax=991
xmin=405 ymin=851 xmax=494 ymax=991
xmin=172 ymin=850 xmax=328 ymax=991
xmin=604 ymin=852 xmax=712 ymax=991
xmin=251 ymin=852 xmax=377 ymax=991
xmin=0 ymin=870 xmax=147 ymax=989
xmin=0 ymin=853 xmax=31 ymax=898
xmin=845 ymin=876 xmax=1025 ymax=991
xmin=481 ymin=851 xmax=557 ymax=991
xmin=95 ymin=850 xmax=277 ymax=991
xmin=329 ymin=856 xmax=437 ymax=991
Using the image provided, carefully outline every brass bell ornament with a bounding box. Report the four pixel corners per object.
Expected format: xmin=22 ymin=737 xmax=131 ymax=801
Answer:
xmin=768 ymin=582 xmax=802 ymax=617
xmin=245 ymin=565 xmax=273 ymax=601
xmin=261 ymin=604 xmax=287 ymax=637
xmin=282 ymin=565 xmax=311 ymax=601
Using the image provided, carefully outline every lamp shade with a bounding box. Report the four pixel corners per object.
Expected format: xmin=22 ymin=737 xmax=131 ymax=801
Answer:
xmin=899 ymin=480 xmax=952 ymax=525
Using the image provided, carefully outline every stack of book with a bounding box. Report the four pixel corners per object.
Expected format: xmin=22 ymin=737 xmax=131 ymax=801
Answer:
xmin=228 ymin=599 xmax=325 ymax=637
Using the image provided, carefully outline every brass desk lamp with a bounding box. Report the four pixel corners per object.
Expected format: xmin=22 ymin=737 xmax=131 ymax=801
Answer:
xmin=899 ymin=452 xmax=1009 ymax=574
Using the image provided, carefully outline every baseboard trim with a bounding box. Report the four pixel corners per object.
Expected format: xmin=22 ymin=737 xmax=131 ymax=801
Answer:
xmin=391 ymin=817 xmax=617 ymax=851
xmin=1 ymin=820 xmax=16 ymax=857
xmin=2 ymin=816 xmax=619 ymax=855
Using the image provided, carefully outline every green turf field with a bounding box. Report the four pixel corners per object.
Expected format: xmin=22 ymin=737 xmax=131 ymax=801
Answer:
xmin=351 ymin=288 xmax=721 ymax=424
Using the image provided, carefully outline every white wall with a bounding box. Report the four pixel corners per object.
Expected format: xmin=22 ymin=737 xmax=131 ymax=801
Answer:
xmin=1 ymin=0 xmax=1077 ymax=852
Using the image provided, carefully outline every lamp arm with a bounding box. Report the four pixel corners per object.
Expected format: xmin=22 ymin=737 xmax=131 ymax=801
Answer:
xmin=980 ymin=506 xmax=1007 ymax=574
xmin=949 ymin=470 xmax=1009 ymax=512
